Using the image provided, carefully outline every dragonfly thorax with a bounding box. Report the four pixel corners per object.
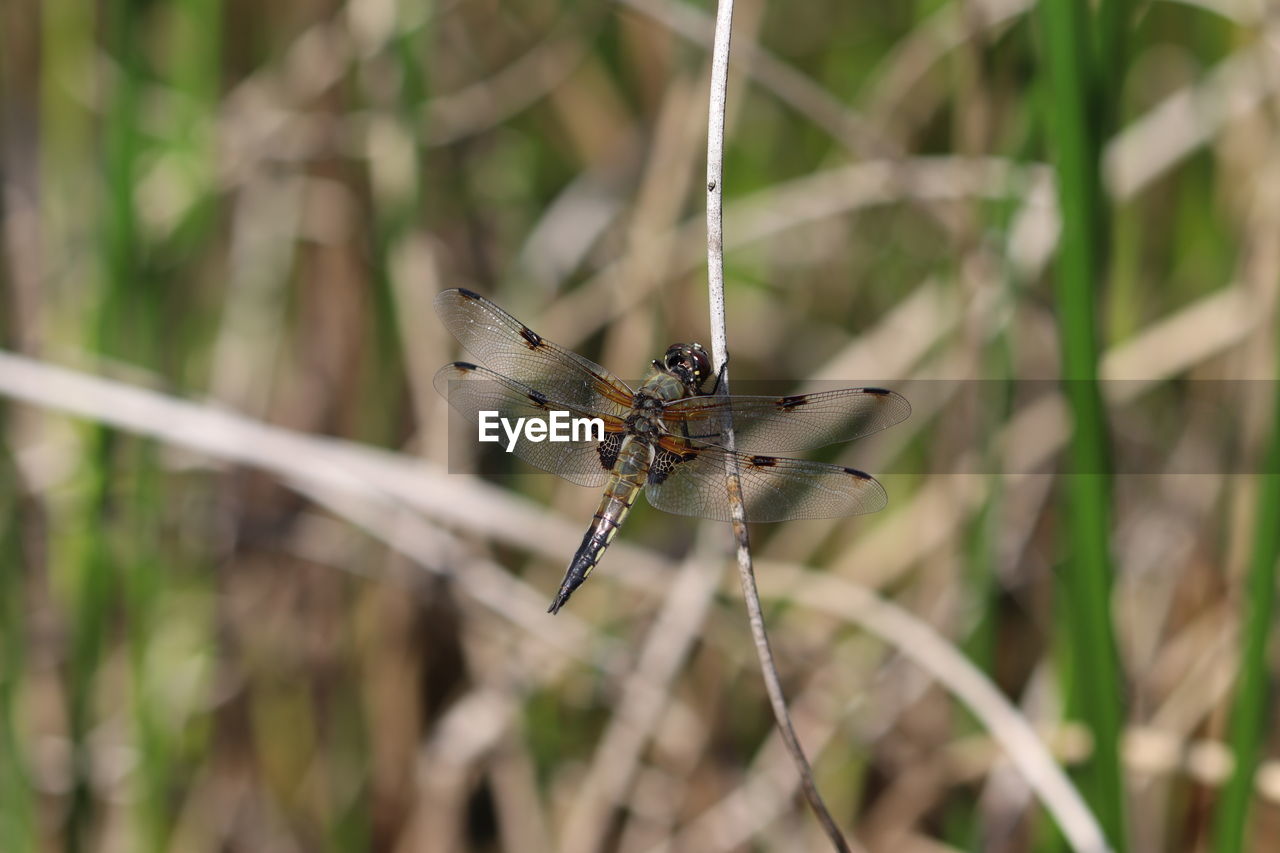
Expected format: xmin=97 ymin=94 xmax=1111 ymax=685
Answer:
xmin=625 ymin=392 xmax=668 ymax=441
xmin=631 ymin=391 xmax=666 ymax=411
xmin=624 ymin=411 xmax=660 ymax=440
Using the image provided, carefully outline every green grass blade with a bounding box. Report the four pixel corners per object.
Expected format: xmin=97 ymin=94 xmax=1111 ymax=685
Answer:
xmin=0 ymin=443 xmax=37 ymax=852
xmin=1212 ymin=401 xmax=1280 ymax=849
xmin=1037 ymin=0 xmax=1129 ymax=848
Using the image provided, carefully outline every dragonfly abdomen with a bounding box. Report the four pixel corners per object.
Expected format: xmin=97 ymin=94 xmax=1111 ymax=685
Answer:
xmin=547 ymin=440 xmax=650 ymax=614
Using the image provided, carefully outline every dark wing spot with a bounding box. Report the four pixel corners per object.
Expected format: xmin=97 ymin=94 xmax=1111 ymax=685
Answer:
xmin=863 ymin=387 xmax=892 ymax=396
xmin=777 ymin=394 xmax=808 ymax=410
xmin=457 ymin=287 xmax=482 ymax=300
xmin=527 ymin=390 xmax=549 ymax=408
xmin=649 ymin=446 xmax=698 ymax=485
xmin=598 ymin=432 xmax=623 ymax=469
xmin=519 ymin=326 xmax=543 ymax=349
xmin=843 ymin=467 xmax=874 ymax=479
xmin=750 ymin=455 xmax=778 ymax=467
xmin=454 ymin=361 xmax=478 ymax=371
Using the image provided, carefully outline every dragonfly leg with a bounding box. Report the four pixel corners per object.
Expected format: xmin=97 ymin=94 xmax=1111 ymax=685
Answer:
xmin=710 ymin=353 xmax=731 ymax=395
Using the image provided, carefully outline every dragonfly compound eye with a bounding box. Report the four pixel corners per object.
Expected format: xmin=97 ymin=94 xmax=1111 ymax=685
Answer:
xmin=662 ymin=343 xmax=712 ymax=390
xmin=688 ymin=344 xmax=711 ymax=385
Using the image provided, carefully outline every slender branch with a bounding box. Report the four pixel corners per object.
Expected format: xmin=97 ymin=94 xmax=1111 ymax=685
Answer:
xmin=703 ymin=3 xmax=852 ymax=850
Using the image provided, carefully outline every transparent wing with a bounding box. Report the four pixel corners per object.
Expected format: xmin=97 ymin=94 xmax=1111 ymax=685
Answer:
xmin=643 ymin=437 xmax=888 ymax=522
xmin=434 ymin=362 xmax=623 ymax=487
xmin=661 ymin=387 xmax=910 ymax=453
xmin=434 ymin=288 xmax=633 ymax=418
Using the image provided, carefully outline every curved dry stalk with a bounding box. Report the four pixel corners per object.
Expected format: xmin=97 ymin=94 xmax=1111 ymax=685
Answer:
xmin=702 ymin=2 xmax=853 ymax=851
xmin=0 ymin=350 xmax=679 ymax=630
xmin=651 ymin=567 xmax=1109 ymax=852
xmin=770 ymin=569 xmax=1112 ymax=853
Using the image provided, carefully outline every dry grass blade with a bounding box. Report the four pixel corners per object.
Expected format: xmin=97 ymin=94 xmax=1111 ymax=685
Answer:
xmin=0 ymin=351 xmax=664 ymax=642
xmin=702 ymin=1 xmax=853 ymax=850
xmin=772 ymin=570 xmax=1112 ymax=853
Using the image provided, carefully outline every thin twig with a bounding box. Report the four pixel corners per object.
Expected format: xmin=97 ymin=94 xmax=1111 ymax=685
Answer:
xmin=703 ymin=2 xmax=853 ymax=850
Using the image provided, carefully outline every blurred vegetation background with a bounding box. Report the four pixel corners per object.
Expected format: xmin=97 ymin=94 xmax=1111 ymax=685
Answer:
xmin=2 ymin=0 xmax=1279 ymax=850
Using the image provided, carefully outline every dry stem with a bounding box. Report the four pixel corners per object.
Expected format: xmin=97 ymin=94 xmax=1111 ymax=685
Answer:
xmin=703 ymin=1 xmax=854 ymax=849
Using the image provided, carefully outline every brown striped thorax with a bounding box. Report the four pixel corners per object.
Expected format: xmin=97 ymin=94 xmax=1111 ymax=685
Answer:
xmin=433 ymin=288 xmax=910 ymax=614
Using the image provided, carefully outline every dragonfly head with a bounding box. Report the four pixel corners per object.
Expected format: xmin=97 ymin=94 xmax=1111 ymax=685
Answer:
xmin=659 ymin=342 xmax=712 ymax=393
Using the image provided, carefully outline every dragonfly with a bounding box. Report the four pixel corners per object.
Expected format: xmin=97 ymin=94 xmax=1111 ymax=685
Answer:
xmin=433 ymin=288 xmax=910 ymax=614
